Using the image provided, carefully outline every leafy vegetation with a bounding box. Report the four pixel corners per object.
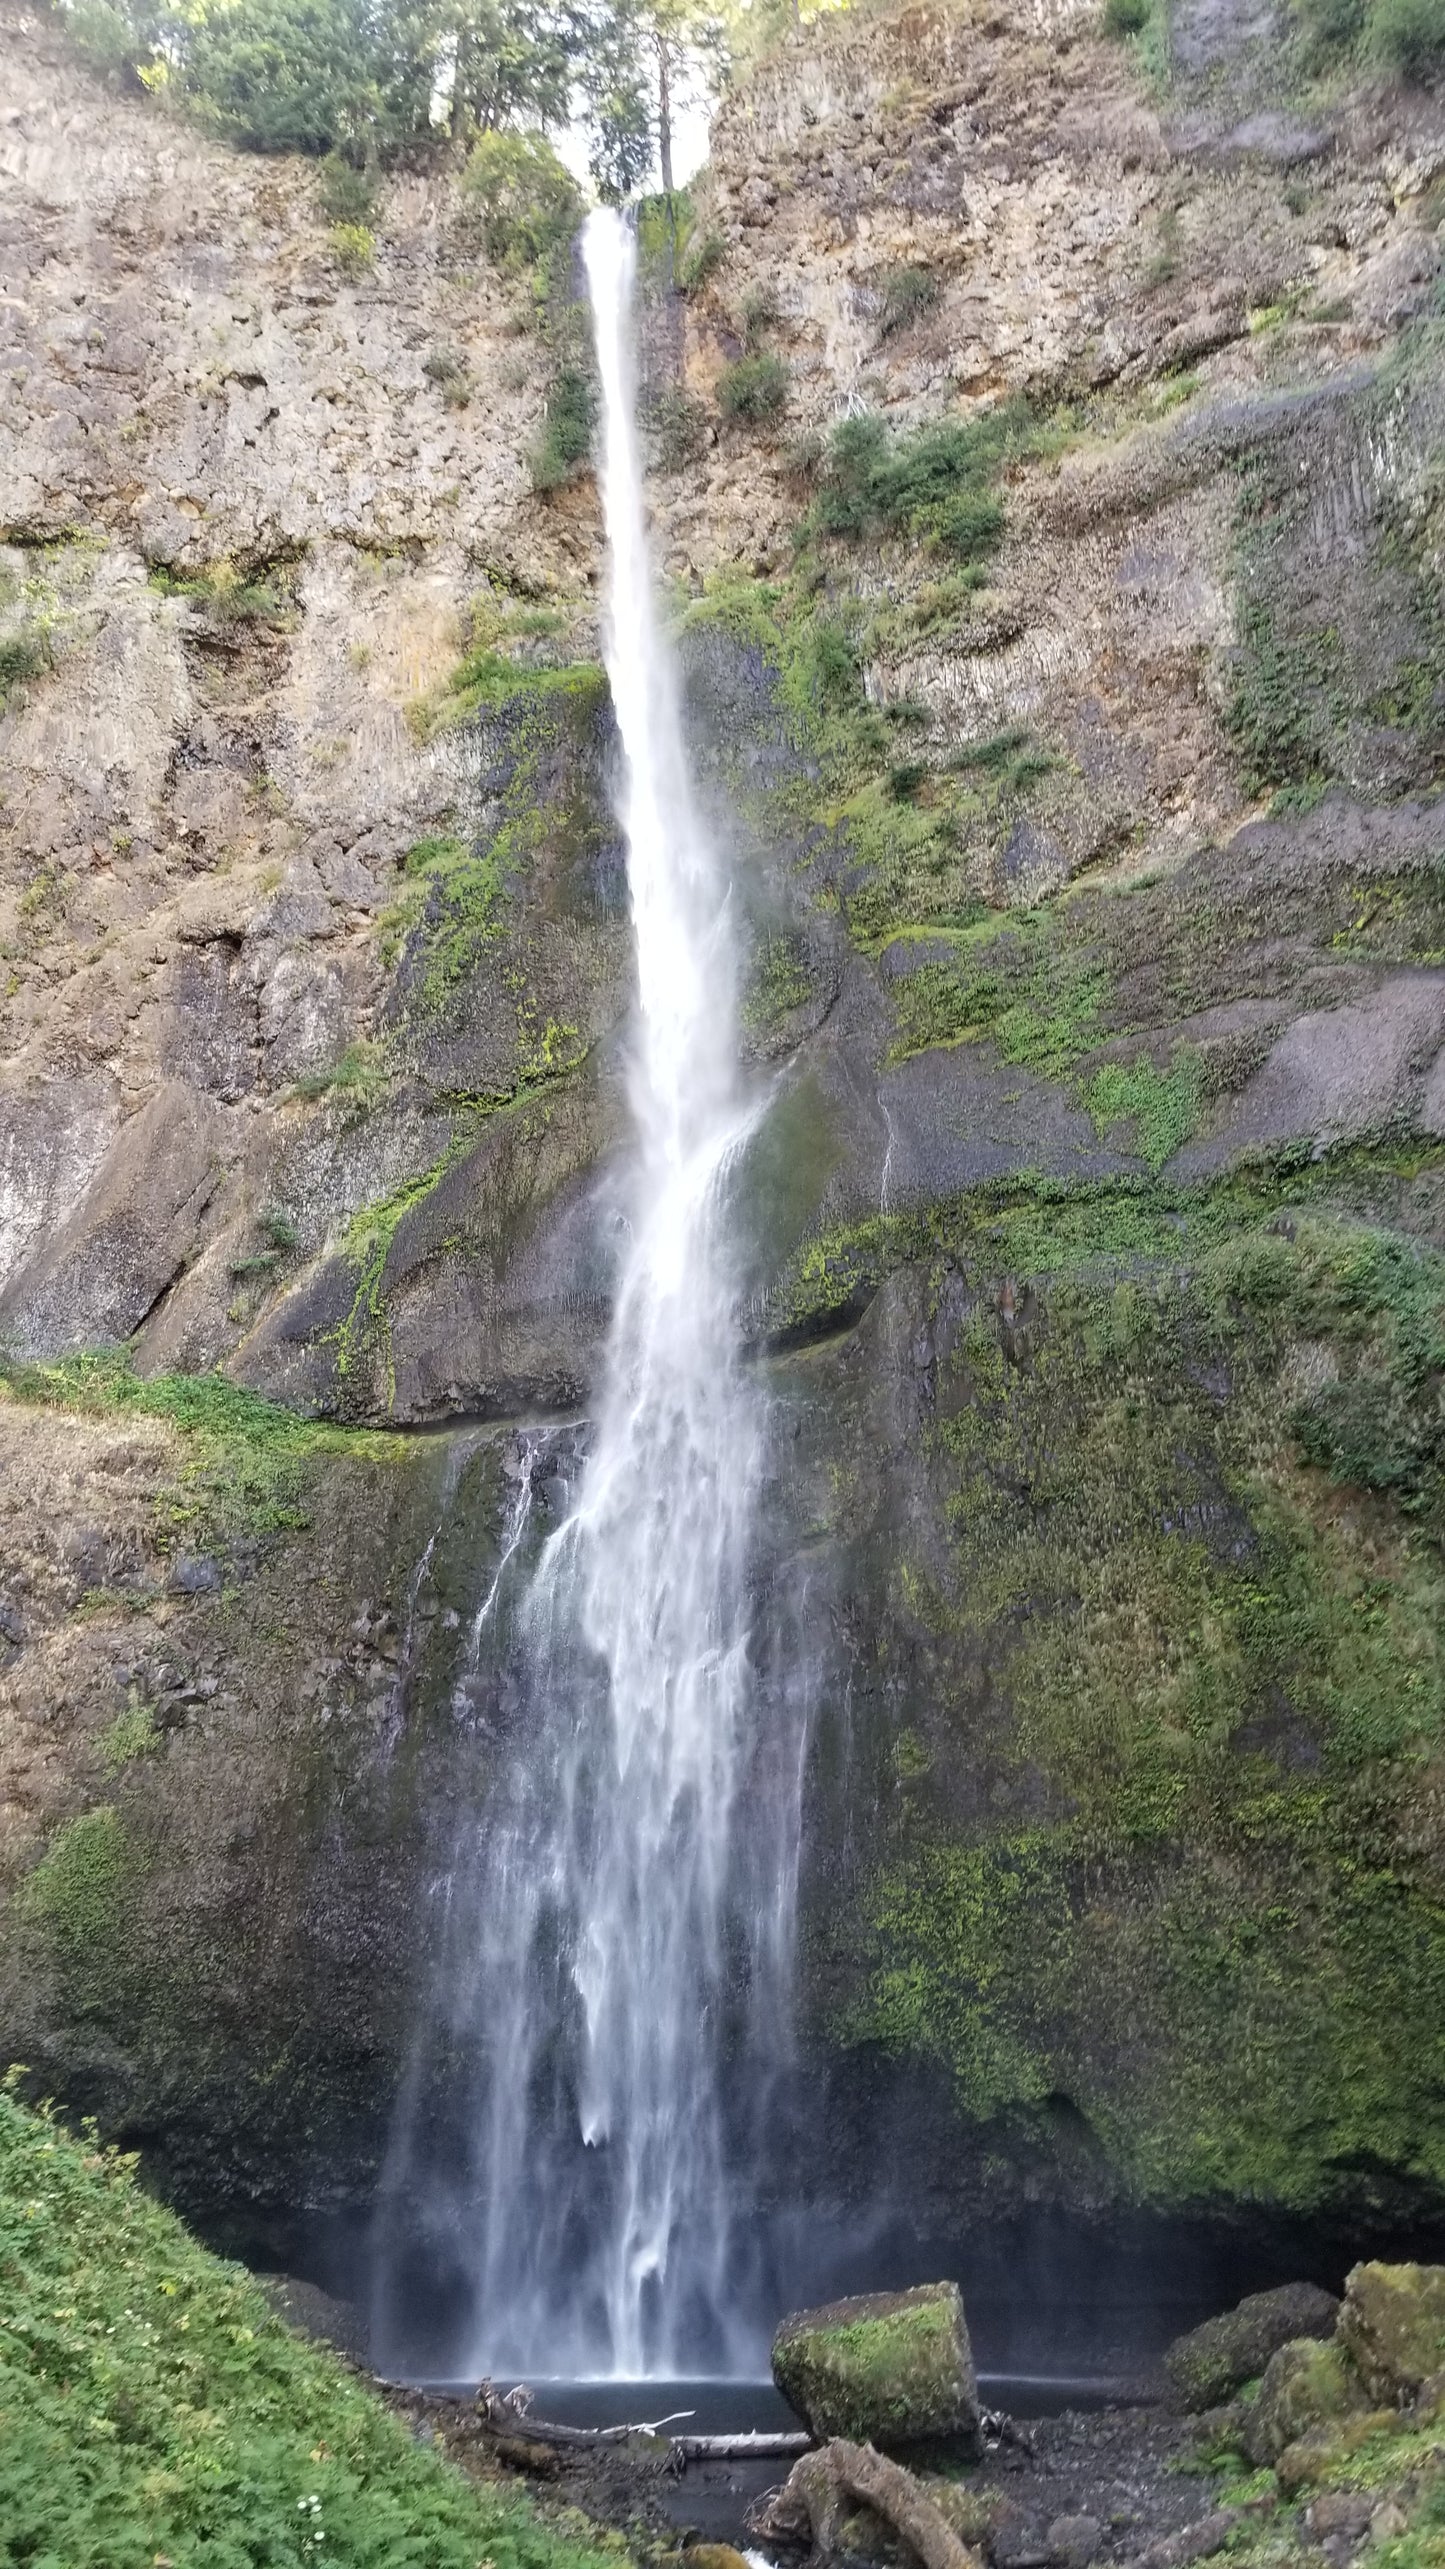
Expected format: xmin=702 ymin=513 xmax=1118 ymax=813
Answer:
xmin=1080 ymin=1049 xmax=1206 ymax=1172
xmin=0 ymin=2079 xmax=632 ymax=2568
xmin=531 ymin=369 xmax=598 ymax=491
xmin=718 ymin=351 xmax=790 ymax=426
xmin=462 ymin=126 xmax=582 ymax=280
xmin=59 ymin=0 xmax=585 ymax=160
xmin=292 ymin=1038 xmax=391 ymax=1107
xmin=799 ymin=402 xmax=1047 ymax=563
xmin=0 ymin=1349 xmax=384 ymax=1545
xmin=148 ymin=558 xmax=294 ymax=630
xmin=329 ymin=218 xmax=375 ymax=274
xmin=1224 ymin=364 xmax=1445 ymax=807
xmin=877 ymin=264 xmax=941 ymax=339
xmin=381 ymin=835 xmax=505 ymax=995
xmin=1295 ymin=0 xmax=1445 ymax=75
xmin=0 ymin=623 xmax=51 ymax=711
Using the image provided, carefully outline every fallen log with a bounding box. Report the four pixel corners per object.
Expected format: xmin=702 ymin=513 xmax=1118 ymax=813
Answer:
xmin=476 ymin=2381 xmax=811 ymax=2464
xmin=747 ymin=2436 xmax=984 ymax=2569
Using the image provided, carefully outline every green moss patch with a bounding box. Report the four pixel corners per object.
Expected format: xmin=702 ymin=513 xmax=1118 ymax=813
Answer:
xmin=811 ymin=1164 xmax=1445 ymax=2217
xmin=0 ymin=2081 xmax=631 ymax=2568
xmin=0 ymin=1350 xmax=388 ymax=1548
xmin=17 ymin=1811 xmax=138 ymax=2018
xmin=1223 ymin=348 xmax=1445 ymax=807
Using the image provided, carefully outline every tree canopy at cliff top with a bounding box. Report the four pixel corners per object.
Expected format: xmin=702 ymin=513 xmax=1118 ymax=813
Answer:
xmin=56 ymin=0 xmax=731 ymax=195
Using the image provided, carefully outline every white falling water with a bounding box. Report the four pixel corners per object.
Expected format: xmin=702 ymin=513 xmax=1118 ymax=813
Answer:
xmin=452 ymin=207 xmax=784 ymax=2379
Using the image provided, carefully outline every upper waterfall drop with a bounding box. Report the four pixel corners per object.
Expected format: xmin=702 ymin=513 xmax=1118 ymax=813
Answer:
xmin=375 ymin=205 xmax=802 ymax=2383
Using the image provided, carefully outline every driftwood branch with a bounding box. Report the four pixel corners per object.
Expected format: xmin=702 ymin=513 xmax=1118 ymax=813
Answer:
xmin=476 ymin=2381 xmax=811 ymax=2465
xmin=748 ymin=2437 xmax=984 ymax=2569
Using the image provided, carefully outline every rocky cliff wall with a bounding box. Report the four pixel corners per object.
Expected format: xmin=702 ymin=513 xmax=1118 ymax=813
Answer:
xmin=3 ymin=0 xmax=1445 ymax=2285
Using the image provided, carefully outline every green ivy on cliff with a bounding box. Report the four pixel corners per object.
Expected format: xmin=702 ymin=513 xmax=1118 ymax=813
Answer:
xmin=0 ymin=2080 xmax=631 ymax=2568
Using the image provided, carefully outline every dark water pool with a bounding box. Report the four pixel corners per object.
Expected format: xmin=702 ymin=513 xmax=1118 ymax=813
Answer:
xmin=440 ymin=2375 xmax=1135 ymax=2429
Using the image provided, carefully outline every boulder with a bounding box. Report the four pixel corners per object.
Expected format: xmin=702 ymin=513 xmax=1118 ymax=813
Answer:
xmin=1337 ymin=2263 xmax=1445 ymax=2404
xmin=1165 ymin=2283 xmax=1340 ymax=2409
xmin=1243 ymin=2339 xmax=1370 ymax=2465
xmin=1048 ymin=2515 xmax=1103 ymax=2569
xmin=772 ymin=2283 xmax=981 ymax=2455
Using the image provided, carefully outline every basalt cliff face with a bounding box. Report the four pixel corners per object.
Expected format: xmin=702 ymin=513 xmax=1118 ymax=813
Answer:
xmin=2 ymin=0 xmax=1445 ymax=2295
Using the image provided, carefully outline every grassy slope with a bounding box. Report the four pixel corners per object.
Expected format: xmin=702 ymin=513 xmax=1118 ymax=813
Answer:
xmin=0 ymin=2084 xmax=627 ymax=2569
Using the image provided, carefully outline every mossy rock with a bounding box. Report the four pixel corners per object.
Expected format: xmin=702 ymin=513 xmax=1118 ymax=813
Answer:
xmin=1165 ymin=2283 xmax=1339 ymax=2411
xmin=1338 ymin=2262 xmax=1445 ymax=2403
xmin=1244 ymin=2338 xmax=1370 ymax=2464
xmin=772 ymin=2282 xmax=980 ymax=2454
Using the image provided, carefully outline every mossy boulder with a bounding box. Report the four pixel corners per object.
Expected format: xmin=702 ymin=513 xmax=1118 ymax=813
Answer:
xmin=1243 ymin=2339 xmax=1371 ymax=2465
xmin=1165 ymin=2283 xmax=1340 ymax=2411
xmin=1337 ymin=2263 xmax=1445 ymax=2404
xmin=771 ymin=2283 xmax=980 ymax=2454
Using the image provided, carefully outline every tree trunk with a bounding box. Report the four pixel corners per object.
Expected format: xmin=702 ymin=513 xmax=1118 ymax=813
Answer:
xmin=748 ymin=2438 xmax=984 ymax=2569
xmin=657 ymin=31 xmax=675 ymax=203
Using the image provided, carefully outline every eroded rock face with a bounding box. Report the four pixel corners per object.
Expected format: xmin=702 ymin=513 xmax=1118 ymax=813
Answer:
xmin=772 ymin=2284 xmax=981 ymax=2453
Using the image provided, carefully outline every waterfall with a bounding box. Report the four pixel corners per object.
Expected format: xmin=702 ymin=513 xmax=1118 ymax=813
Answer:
xmin=379 ymin=208 xmax=796 ymax=2383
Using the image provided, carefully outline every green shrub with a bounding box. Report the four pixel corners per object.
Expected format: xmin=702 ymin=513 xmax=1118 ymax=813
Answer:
xmin=0 ymin=625 xmax=50 ymax=708
xmin=878 ymin=264 xmax=941 ymax=338
xmin=531 ymin=368 xmax=596 ymax=491
xmin=1103 ymin=0 xmax=1152 ymax=30
xmin=422 ymin=344 xmax=473 ymax=406
xmin=99 ymin=1703 xmax=161 ymax=1771
xmin=292 ymin=1040 xmax=389 ymax=1105
xmin=463 ymin=128 xmax=582 ymax=274
xmin=258 ymin=1203 xmax=301 ymax=1249
xmin=718 ymin=352 xmax=790 ymax=426
xmin=19 ymin=1809 xmax=133 ymax=1963
xmin=0 ymin=1347 xmax=379 ymax=1542
xmin=1366 ymin=0 xmax=1445 ymax=76
xmin=162 ymin=0 xmax=404 ymax=157
xmin=56 ymin=0 xmax=143 ymax=81
xmin=802 ymin=404 xmax=1027 ymax=561
xmin=0 ymin=2081 xmax=631 ymax=2569
xmin=1292 ymin=0 xmax=1442 ymax=69
xmin=948 ymin=725 xmax=1033 ymax=774
xmin=680 ymin=231 xmax=726 ymax=291
xmin=316 ymin=149 xmax=377 ymax=224
xmin=1296 ymin=0 xmax=1367 ymax=47
xmin=740 ymin=282 xmax=781 ymax=348
xmin=329 ymin=219 xmax=374 ymax=275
